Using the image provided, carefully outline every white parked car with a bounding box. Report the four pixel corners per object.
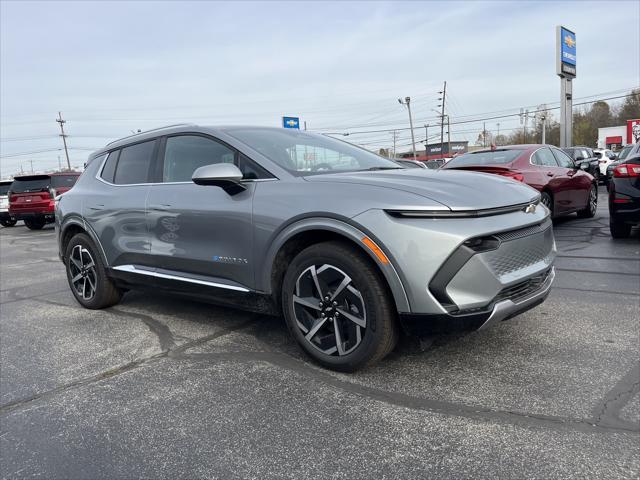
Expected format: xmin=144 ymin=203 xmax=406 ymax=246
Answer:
xmin=0 ymin=180 xmax=18 ymax=227
xmin=594 ymin=148 xmax=618 ymax=175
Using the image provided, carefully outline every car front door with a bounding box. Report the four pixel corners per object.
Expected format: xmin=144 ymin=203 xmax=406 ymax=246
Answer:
xmin=532 ymin=147 xmax=571 ymax=213
xmin=83 ymin=140 xmax=157 ymax=268
xmin=552 ymin=147 xmax=591 ymax=211
xmin=146 ymin=134 xmax=268 ymax=291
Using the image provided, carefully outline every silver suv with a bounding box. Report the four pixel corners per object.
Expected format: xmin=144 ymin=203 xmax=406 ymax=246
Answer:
xmin=57 ymin=125 xmax=556 ymax=371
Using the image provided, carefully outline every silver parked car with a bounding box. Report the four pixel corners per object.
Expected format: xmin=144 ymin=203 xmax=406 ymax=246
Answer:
xmin=56 ymin=125 xmax=556 ymax=371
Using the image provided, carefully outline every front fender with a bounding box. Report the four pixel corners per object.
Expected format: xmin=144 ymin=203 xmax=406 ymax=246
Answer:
xmin=259 ymin=216 xmax=410 ymax=313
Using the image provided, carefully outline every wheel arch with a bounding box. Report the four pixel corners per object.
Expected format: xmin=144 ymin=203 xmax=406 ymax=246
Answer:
xmin=59 ymin=217 xmax=108 ymax=266
xmin=261 ymin=217 xmax=410 ymax=314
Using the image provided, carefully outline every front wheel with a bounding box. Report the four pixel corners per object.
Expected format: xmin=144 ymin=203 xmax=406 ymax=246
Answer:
xmin=0 ymin=218 xmax=17 ymax=227
xmin=65 ymin=233 xmax=123 ymax=309
xmin=281 ymin=241 xmax=399 ymax=372
xmin=541 ymin=192 xmax=554 ymax=218
xmin=577 ymin=185 xmax=597 ymax=218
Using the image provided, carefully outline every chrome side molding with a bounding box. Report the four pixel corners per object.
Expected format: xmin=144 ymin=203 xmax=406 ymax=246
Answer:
xmin=112 ymin=264 xmax=250 ymax=292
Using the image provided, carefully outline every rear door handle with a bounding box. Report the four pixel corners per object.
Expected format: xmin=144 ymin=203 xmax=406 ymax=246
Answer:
xmin=88 ymin=204 xmax=105 ymax=211
xmin=149 ymin=204 xmax=172 ymax=211
xmin=546 ymin=171 xmax=554 ymax=177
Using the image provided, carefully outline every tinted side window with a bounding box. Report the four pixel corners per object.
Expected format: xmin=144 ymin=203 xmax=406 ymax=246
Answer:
xmin=101 ymin=151 xmax=119 ymax=183
xmin=114 ymin=141 xmax=156 ymax=185
xmin=162 ymin=135 xmax=272 ymax=182
xmin=552 ymin=148 xmax=575 ymax=168
xmin=163 ymin=135 xmax=235 ymax=183
xmin=533 ymin=148 xmax=558 ymax=167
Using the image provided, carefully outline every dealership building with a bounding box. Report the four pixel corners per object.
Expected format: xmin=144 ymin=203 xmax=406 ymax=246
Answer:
xmin=597 ymin=119 xmax=640 ymax=150
xmin=399 ymin=141 xmax=469 ymax=161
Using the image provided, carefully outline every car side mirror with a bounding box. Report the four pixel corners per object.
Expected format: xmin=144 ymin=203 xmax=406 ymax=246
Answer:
xmin=192 ymin=163 xmax=246 ymax=195
xmin=579 ymin=162 xmax=589 ymax=171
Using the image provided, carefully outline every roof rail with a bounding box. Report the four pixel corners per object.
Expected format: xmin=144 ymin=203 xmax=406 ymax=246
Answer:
xmin=105 ymin=123 xmax=196 ymax=147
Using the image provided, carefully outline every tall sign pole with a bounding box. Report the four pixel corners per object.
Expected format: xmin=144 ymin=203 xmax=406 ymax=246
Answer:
xmin=556 ymin=26 xmax=576 ymax=148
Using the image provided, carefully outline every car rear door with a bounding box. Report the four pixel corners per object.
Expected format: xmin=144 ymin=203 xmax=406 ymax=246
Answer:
xmin=83 ymin=140 xmax=157 ymax=268
xmin=145 ymin=133 xmax=268 ymax=291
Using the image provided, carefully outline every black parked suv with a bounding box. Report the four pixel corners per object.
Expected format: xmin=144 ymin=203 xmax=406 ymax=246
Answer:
xmin=608 ymin=153 xmax=639 ymax=238
xmin=562 ymin=146 xmax=600 ymax=183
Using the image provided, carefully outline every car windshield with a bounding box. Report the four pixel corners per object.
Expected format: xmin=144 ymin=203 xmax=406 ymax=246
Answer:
xmin=616 ymin=145 xmax=633 ymax=161
xmin=10 ymin=176 xmax=50 ymax=193
xmin=0 ymin=183 xmax=11 ymax=195
xmin=445 ymin=149 xmax=522 ymax=167
xmin=224 ymin=128 xmax=401 ymax=175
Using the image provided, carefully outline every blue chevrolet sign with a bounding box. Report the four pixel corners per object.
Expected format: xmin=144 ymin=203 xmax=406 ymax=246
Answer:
xmin=282 ymin=116 xmax=300 ymax=129
xmin=560 ymin=27 xmax=576 ymax=66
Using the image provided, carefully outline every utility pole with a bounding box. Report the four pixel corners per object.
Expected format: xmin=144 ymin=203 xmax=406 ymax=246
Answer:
xmin=496 ymin=123 xmax=500 ymax=145
xmin=439 ymin=81 xmax=447 ymax=157
xmin=447 ymin=116 xmax=451 ymax=156
xmin=483 ymin=121 xmax=486 ymax=147
xmin=56 ymin=112 xmax=71 ymax=171
xmin=30 ymin=159 xmax=34 ymax=173
xmin=424 ymin=124 xmax=429 ymax=160
xmin=390 ymin=130 xmax=398 ymax=159
xmin=398 ymin=97 xmax=417 ymax=160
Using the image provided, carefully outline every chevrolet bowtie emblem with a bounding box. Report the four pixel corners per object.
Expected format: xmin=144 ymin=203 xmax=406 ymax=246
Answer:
xmin=525 ymin=204 xmax=537 ymax=214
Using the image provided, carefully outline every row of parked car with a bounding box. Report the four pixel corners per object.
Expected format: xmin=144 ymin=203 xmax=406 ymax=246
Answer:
xmin=396 ymin=142 xmax=639 ymax=238
xmin=0 ymin=172 xmax=80 ymax=229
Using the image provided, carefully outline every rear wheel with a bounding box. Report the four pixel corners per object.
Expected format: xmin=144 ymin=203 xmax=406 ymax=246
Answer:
xmin=541 ymin=192 xmax=553 ymax=217
xmin=65 ymin=233 xmax=122 ymax=309
xmin=610 ymin=220 xmax=632 ymax=239
xmin=0 ymin=219 xmax=17 ymax=227
xmin=24 ymin=218 xmax=45 ymax=230
xmin=281 ymin=241 xmax=398 ymax=372
xmin=577 ymin=184 xmax=597 ymax=218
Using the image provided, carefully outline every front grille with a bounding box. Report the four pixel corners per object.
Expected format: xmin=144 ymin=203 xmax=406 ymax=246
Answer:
xmin=494 ymin=268 xmax=552 ymax=303
xmin=494 ymin=219 xmax=552 ymax=242
xmin=486 ymin=223 xmax=554 ymax=277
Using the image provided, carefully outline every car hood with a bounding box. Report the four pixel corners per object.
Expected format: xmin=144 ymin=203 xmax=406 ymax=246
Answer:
xmin=304 ymin=169 xmax=540 ymax=211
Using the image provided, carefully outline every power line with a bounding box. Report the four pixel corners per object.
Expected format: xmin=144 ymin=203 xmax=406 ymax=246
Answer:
xmin=320 ymin=92 xmax=636 ymax=136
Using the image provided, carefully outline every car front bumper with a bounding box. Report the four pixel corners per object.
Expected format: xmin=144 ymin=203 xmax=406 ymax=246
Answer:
xmin=399 ymin=267 xmax=555 ymax=335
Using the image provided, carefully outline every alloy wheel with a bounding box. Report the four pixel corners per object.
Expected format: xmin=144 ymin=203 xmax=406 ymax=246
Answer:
xmin=69 ymin=245 xmax=98 ymax=300
xmin=292 ymin=264 xmax=366 ymax=356
xmin=589 ymin=186 xmax=597 ymax=214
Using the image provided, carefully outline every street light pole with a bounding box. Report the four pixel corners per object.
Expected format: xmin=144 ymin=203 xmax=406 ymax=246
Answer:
xmin=398 ymin=97 xmax=417 ymax=161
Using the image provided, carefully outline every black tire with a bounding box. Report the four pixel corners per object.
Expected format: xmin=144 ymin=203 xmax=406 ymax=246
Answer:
xmin=0 ymin=219 xmax=17 ymax=227
xmin=65 ymin=233 xmax=122 ymax=309
xmin=281 ymin=241 xmax=399 ymax=372
xmin=610 ymin=221 xmax=632 ymax=239
xmin=541 ymin=191 xmax=554 ymax=218
xmin=577 ymin=184 xmax=597 ymax=218
xmin=24 ymin=218 xmax=45 ymax=230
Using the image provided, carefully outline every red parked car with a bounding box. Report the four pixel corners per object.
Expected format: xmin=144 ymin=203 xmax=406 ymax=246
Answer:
xmin=442 ymin=145 xmax=597 ymax=218
xmin=8 ymin=172 xmax=81 ymax=230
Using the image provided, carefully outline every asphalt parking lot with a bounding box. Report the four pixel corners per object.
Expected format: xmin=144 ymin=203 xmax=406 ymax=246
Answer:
xmin=1 ymin=187 xmax=638 ymax=479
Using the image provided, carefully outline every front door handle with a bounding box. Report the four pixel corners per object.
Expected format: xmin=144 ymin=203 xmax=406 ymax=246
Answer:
xmin=546 ymin=171 xmax=554 ymax=177
xmin=149 ymin=204 xmax=172 ymax=211
xmin=88 ymin=204 xmax=105 ymax=211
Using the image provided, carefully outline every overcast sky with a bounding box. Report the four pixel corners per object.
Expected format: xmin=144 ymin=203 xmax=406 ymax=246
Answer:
xmin=1 ymin=0 xmax=639 ymax=176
